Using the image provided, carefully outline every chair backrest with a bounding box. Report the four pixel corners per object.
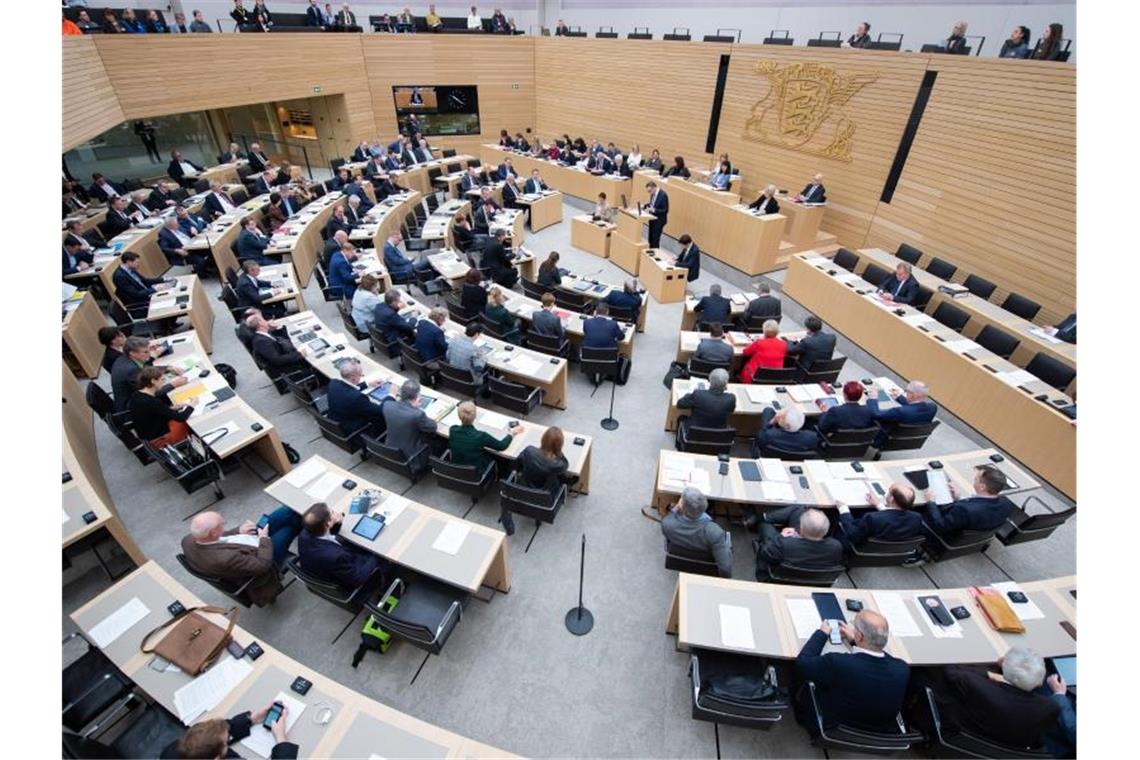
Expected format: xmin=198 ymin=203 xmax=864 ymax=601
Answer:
xmin=526 ymin=330 xmax=568 ymax=357
xmin=337 ymin=299 xmax=367 ymax=339
xmin=820 ymin=427 xmax=877 ymax=460
xmin=607 ymin=302 xmax=638 ymax=324
xmin=316 ymin=412 xmax=365 ymax=454
xmin=842 ymin=527 xmax=927 ymax=567
xmin=438 ymin=361 xmax=480 ymax=398
xmin=1001 ymin=292 xmax=1042 ymax=321
xmin=975 ymin=324 xmax=1020 ymax=359
xmin=219 ymin=284 xmax=241 ymax=317
xmin=553 ymin=288 xmax=590 ymax=312
xmin=488 ymin=375 xmax=542 ymax=415
xmin=579 ymin=346 xmax=620 ymax=378
xmin=861 ymin=263 xmax=891 ymax=287
xmin=753 ymin=367 xmax=798 ymax=385
xmin=400 ymin=340 xmax=435 ymax=385
xmin=365 ymin=577 xmax=465 ymax=654
xmin=479 ymin=315 xmax=511 ymax=341
xmin=500 ymin=473 xmax=565 ymax=524
xmin=520 ymin=278 xmax=547 ymax=300
xmin=688 ymin=356 xmax=731 ymax=379
xmin=678 ymin=425 xmax=736 ymax=456
xmin=664 ymin=541 xmax=721 ymax=577
xmin=430 ymin=450 xmax=494 ymax=499
xmin=763 ymin=35 xmax=794 ymax=45
xmin=445 ymin=296 xmax=476 ymax=325
xmin=1025 ymin=352 xmax=1075 ymax=391
xmin=283 ymin=555 xmax=360 ymax=610
xmin=926 ymin=526 xmax=996 ymax=560
xmin=362 ymin=431 xmax=426 ymax=482
xmin=832 ymin=248 xmax=858 ymax=272
xmin=175 ymin=553 xmax=252 ymax=607
xmin=963 ymin=273 xmax=997 ymax=299
xmin=996 ymin=500 xmax=1076 ymax=546
xmin=925 ymin=256 xmax=958 ymax=280
xmin=913 ymin=286 xmax=934 ymax=311
xmin=758 ymin=442 xmax=818 ymax=461
xmin=441 ymin=148 xmax=457 ymax=158
xmin=932 ymin=301 xmax=970 ymax=332
xmin=879 ymin=419 xmax=940 ymax=451
xmin=810 ymin=682 xmax=921 ymax=753
xmin=799 ymin=355 xmax=846 ymax=384
xmin=921 ymin=686 xmax=1052 ymax=759
xmin=895 ymin=243 xmax=922 ymax=265
xmin=84 ymin=381 xmax=115 ymax=420
xmin=767 ymin=562 xmax=843 ymax=587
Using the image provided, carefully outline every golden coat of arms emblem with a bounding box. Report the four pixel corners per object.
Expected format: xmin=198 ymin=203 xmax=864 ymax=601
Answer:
xmin=744 ymin=60 xmax=879 ymax=162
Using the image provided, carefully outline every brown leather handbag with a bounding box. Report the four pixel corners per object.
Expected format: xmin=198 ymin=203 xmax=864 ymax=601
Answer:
xmin=140 ymin=606 xmax=238 ymax=675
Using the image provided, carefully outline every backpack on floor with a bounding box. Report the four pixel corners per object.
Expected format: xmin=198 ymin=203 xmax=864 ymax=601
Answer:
xmin=350 ymin=594 xmax=400 ymax=667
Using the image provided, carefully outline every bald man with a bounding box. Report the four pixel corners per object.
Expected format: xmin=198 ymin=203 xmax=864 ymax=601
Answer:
xmin=799 ymin=173 xmax=826 ymax=204
xmin=179 ymin=508 xmax=301 ymax=606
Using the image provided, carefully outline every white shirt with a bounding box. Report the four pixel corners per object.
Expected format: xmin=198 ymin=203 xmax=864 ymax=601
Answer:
xmin=179 ymin=161 xmax=199 ymax=176
xmin=98 ymin=182 xmax=119 ymax=198
xmin=852 ymin=646 xmax=885 ymax=658
xmin=467 ymin=13 xmax=482 ymax=29
xmin=628 ymin=152 xmax=643 ymax=168
xmin=215 ymin=191 xmax=235 ymax=212
xmin=216 ymin=534 xmax=260 ymax=548
xmin=171 ymin=228 xmax=192 ymax=245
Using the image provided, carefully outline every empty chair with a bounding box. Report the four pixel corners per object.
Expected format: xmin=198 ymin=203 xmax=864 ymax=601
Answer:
xmin=175 ymin=553 xmax=256 ymax=607
xmin=913 ymin=285 xmax=934 ymax=311
xmin=430 ymin=451 xmax=498 ymax=517
xmin=1001 ymin=292 xmax=1042 ymax=321
xmin=861 ymin=263 xmax=891 ymax=287
xmin=963 ymin=273 xmax=997 ymax=299
xmin=285 ymin=555 xmax=383 ymax=644
xmin=752 ymin=367 xmax=798 ymax=385
xmin=996 ymin=496 xmax=1077 ymax=546
xmin=499 ymin=470 xmax=567 ymax=551
xmin=895 ymin=243 xmax=922 ymax=266
xmin=526 ymin=330 xmax=570 ymax=359
xmin=361 ymin=431 xmax=429 ymax=484
xmin=922 ymin=526 xmax=997 ymax=561
xmin=804 ymin=681 xmax=923 ymax=754
xmin=688 ymin=356 xmax=731 ymax=380
xmin=665 ymin=542 xmax=722 ymax=577
xmin=521 ymin=278 xmax=547 ymax=300
xmin=553 ymin=288 xmax=593 ymax=314
xmin=818 ymin=427 xmax=877 ymax=460
xmin=437 ymin=361 xmax=482 ymax=398
xmin=975 ymin=324 xmax=1020 ymax=359
xmin=689 ymin=649 xmax=789 ymax=731
xmin=932 ymin=302 xmax=970 ymax=332
xmin=925 ymin=257 xmax=957 ymax=280
xmin=832 ymin=248 xmax=858 ymax=272
xmin=315 ymin=412 xmax=374 ymax=457
xmin=144 ymin=439 xmax=225 ymax=500
xmin=675 ymin=425 xmax=736 ymax=457
xmin=287 ymin=373 xmax=328 ymax=418
xmin=85 ymin=382 xmax=149 ymax=465
xmin=1025 ymin=352 xmax=1075 ymax=391
xmin=441 ymin=148 xmax=457 ymax=158
xmin=798 ymin=355 xmax=846 ymax=385
xmin=488 ymin=375 xmax=543 ymax=415
xmin=367 ymin=322 xmax=401 ymax=360
xmin=62 ymin=636 xmax=134 ymax=734
xmin=63 ymin=699 xmax=185 ymax=759
xmin=879 ymin=419 xmax=940 ymax=452
xmin=362 ymin=574 xmax=469 ymax=685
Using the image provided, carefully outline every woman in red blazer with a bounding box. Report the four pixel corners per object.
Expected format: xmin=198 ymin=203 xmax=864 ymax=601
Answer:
xmin=740 ymin=320 xmax=787 ymax=384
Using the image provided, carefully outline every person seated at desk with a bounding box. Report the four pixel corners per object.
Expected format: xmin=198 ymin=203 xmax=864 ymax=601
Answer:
xmin=102 ymin=197 xmax=135 ymax=238
xmin=351 ymin=140 xmax=371 ymax=162
xmin=299 ymin=502 xmax=387 ymax=591
xmin=425 ymin=3 xmax=442 ymax=31
xmin=480 ymin=228 xmax=519 ymax=288
xmin=100 ymin=9 xmax=124 ymax=33
xmin=497 ymin=158 xmax=518 ymax=180
xmin=364 ymin=153 xmax=389 ymax=182
xmin=661 ymin=486 xmax=733 ymax=577
xmin=219 ymin=142 xmax=246 ymax=164
xmin=1000 ymin=25 xmax=1032 ymax=58
xmin=748 ymin=184 xmax=780 ymax=214
xmin=64 ymin=220 xmax=95 ymax=254
xmin=674 ymin=233 xmax=700 ymax=282
xmin=414 ymin=307 xmax=450 ymax=368
xmin=908 ymin=647 xmax=1060 ymax=751
xmin=592 ymin=192 xmax=616 ymax=223
xmin=461 ymin=268 xmax=489 ymax=314
xmin=158 ymin=216 xmax=210 ymax=276
xmin=502 ymin=174 xmax=523 ymax=209
xmin=1031 ymin=23 xmax=1065 ymax=61
xmin=611 ymin=153 xmax=633 ymax=178
xmin=203 ymin=180 xmax=238 ymax=219
xmin=693 ymin=324 xmax=734 ymax=364
xmin=322 ymin=230 xmax=349 ymax=269
xmin=111 ymin=337 xmax=188 ymax=412
xmin=1047 ymin=313 xmax=1076 ymax=344
xmin=750 ymin=405 xmax=819 ymax=458
xmin=166 ymin=150 xmax=205 ymax=188
xmin=583 ymin=302 xmax=625 ymax=350
xmin=642 ymin=148 xmax=664 ymax=173
xmin=497 ymin=129 xmax=513 ymax=148
xmin=754 ymin=506 xmax=843 ymax=580
xmin=247 ymin=313 xmax=307 ymax=380
xmin=603 ymin=279 xmax=643 ymax=324
xmin=945 ymin=20 xmax=970 ymax=53
xmin=662 ymin=155 xmax=691 ymax=179
xmin=740 ymin=320 xmax=787 ymax=384
xmin=877 ymin=262 xmax=920 ymax=305
xmin=835 ymin=482 xmax=922 ymax=553
xmin=174 ymin=208 xmax=208 ymax=240
xmin=795 ymin=612 xmax=909 ymax=736
xmin=182 ymin=509 xmax=302 ymax=606
xmin=677 ymin=368 xmax=735 ymax=430
xmin=452 ymin=214 xmax=477 ymax=253
xmin=844 ymin=21 xmax=873 ymax=48
xmin=536 ymin=251 xmax=565 ymax=289
xmin=112 ymin=250 xmax=172 ymax=319
xmin=384 ymin=231 xmax=433 ymax=282
xmin=466 ymin=5 xmax=484 ymax=30
xmin=586 ymin=151 xmax=613 ymax=175
xmin=485 ymin=286 xmax=522 ymax=344
xmin=327 ymin=242 xmax=359 ymax=300
xmin=163 ymin=703 xmax=298 ymax=759
xmin=474 ymin=188 xmax=500 ymax=235
xmin=98 ymin=327 xmax=127 ymax=375
xmin=89 ymin=172 xmax=124 ymax=203
xmin=74 ymin=10 xmax=101 ymax=33
xmin=514 ymin=132 xmax=531 ymax=152
xmin=236 ymin=259 xmax=287 ymax=318
xmin=351 ymin=274 xmax=383 ymax=331
xmin=62 ymin=237 xmax=93 ymax=277
xmin=145 ymin=9 xmax=169 ymax=33
xmin=921 ymin=464 xmax=1014 ymax=547
xmin=507 ymin=426 xmax=572 ymax=534
xmin=325 ymin=358 xmax=387 ymax=437
xmin=383 ymin=379 xmax=438 ymax=474
xmin=740 ymin=283 xmax=782 ymax=326
xmin=450 ymin=400 xmax=523 ymax=472
xmin=62 ymin=182 xmax=89 ymax=217
xmin=796 ymin=173 xmax=827 ymax=204
xmin=708 ymin=161 xmax=733 ymax=190
xmin=373 ymin=288 xmax=418 ymax=347
xmin=785 ymin=315 xmax=836 ymax=372
xmin=531 ymin=292 xmax=564 ymax=338
xmin=124 ymin=191 xmax=155 ymax=225
xmin=246 ymin=142 xmax=270 ymax=173
xmin=448 ymin=322 xmax=492 ymax=384
xmin=145 ymin=182 xmax=180 ymax=212
xmin=627 ymin=144 xmax=644 ymax=169
xmin=250 ymin=168 xmax=278 ymax=197
xmin=817 ymin=381 xmax=876 ymax=435
xmin=119 ymin=9 xmax=147 ymax=33
xmin=524 ymin=169 xmax=549 ymax=194
xmin=693 ymin=283 xmax=731 ymax=328
xmin=868 ymin=379 xmax=937 ymax=451
xmin=129 ymin=366 xmax=195 ymax=447
xmin=236 ymin=217 xmax=273 ymax=265
xmin=460 ymin=166 xmax=486 ymax=194
xmin=267 ymin=186 xmax=302 ymax=228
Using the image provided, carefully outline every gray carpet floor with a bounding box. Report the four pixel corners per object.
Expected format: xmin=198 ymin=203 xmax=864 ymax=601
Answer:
xmin=63 ymin=194 xmax=1075 ymax=758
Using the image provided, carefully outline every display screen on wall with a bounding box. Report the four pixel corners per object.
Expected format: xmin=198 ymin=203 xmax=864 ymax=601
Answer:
xmin=392 ymin=86 xmax=481 ymax=136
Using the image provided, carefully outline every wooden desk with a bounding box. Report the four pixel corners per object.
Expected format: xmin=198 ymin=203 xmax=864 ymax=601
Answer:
xmin=144 ymin=275 xmax=216 ymax=353
xmin=680 ymin=291 xmax=756 ymax=331
xmin=101 ymin=222 xmax=168 ymax=279
xmin=639 ymin=249 xmax=689 ymax=303
xmin=391 ymin=154 xmax=473 ymax=196
xmin=675 ymin=328 xmax=808 ymax=369
xmin=347 ymin=190 xmax=422 ymax=251
xmin=775 ymin=195 xmax=829 ymax=246
xmin=426 ymin=247 xmax=536 ymax=291
xmin=497 ymin=287 xmax=637 ymax=358
xmin=177 ymin=162 xmax=242 ymax=188
xmin=62 ymin=290 xmax=108 ymax=378
xmin=186 ymin=193 xmax=272 ymax=277
xmin=609 ymin=207 xmax=653 ymax=276
xmin=667 ymin=573 xmax=1076 ymax=666
xmin=517 ymin=190 xmax=563 ymax=232
xmin=419 ymin=199 xmax=471 ymax=247
xmin=64 ymin=204 xmax=108 ymax=234
xmin=784 ymin=253 xmax=1075 ymax=499
xmin=479 ymin=145 xmax=632 ymax=204
xmin=268 ymin=455 xmax=510 ymax=593
xmin=266 ymin=191 xmax=348 ymax=287
xmin=571 ymin=214 xmax=614 ymax=258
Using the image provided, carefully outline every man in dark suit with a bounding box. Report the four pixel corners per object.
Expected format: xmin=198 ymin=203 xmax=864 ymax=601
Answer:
xmin=158 ymin=217 xmax=209 ymax=275
xmin=324 ymin=205 xmax=354 ymax=239
xmin=247 ymin=142 xmax=270 ymax=173
xmin=62 ymin=238 xmax=94 ymax=277
xmin=473 ymin=188 xmax=499 ymax=234
xmin=922 ymin=464 xmax=1014 ymax=546
xmin=305 ymin=0 xmax=327 ymax=27
xmin=693 ymin=324 xmax=734 ymax=364
xmin=372 ymin=288 xmax=417 ymax=348
xmin=218 ymin=143 xmax=246 ymax=163
xmin=676 ymin=369 xmax=735 ymax=433
xmin=102 ymin=197 xmax=135 ymax=238
xmin=382 ymin=380 xmax=438 ymax=474
xmin=798 ymin=173 xmax=827 ymax=203
xmin=383 ymin=149 xmax=405 ymax=172
xmin=523 ymin=169 xmax=548 ymax=195
xmin=363 ymin=154 xmax=389 ymax=182
xmin=480 ymin=229 xmax=519 ymax=288
xmin=382 ymin=232 xmax=432 ymax=282
xmin=250 ymin=169 xmax=276 ymax=197
xmin=795 ymin=612 xmax=909 ymax=735
xmin=587 ymin=151 xmax=613 ymax=174
xmin=236 ymin=217 xmax=272 ymax=265
xmin=163 ymin=707 xmax=299 ymax=759
xmin=248 ymin=313 xmax=307 ymax=379
xmin=674 ymin=234 xmax=700 ymax=282
xmin=176 ymin=207 xmax=208 ymax=237
xmin=846 ymin=21 xmax=873 ymax=48
xmin=497 ymin=159 xmax=517 ymax=181
xmin=751 ymin=405 xmax=820 ymax=458
xmin=236 ymin=260 xmax=286 ymax=318
xmin=112 ymin=251 xmax=170 ymax=319
xmin=877 ymin=262 xmax=920 ymax=305
xmin=110 ymin=337 xmax=187 ymax=411
xmin=326 ymin=359 xmax=387 ymax=436
xmin=868 ymin=379 xmax=937 ymax=449
xmin=89 ymin=173 xmax=125 ymax=203
xmin=531 ymin=293 xmax=564 ymax=338
xmin=299 ymin=502 xmax=387 ymax=591
xmin=414 ymin=308 xmax=450 ymax=368
xmin=835 ymin=482 xmax=923 ymax=553
xmin=754 ymin=507 xmax=843 ymax=581
xmin=817 ymin=381 xmax=876 ymax=436
xmin=740 ymin=283 xmax=782 ymax=327
xmin=785 ymin=316 xmax=836 ymax=371
xmin=645 ymin=181 xmax=669 ymax=249
xmin=460 ymin=166 xmax=485 ymax=194
xmin=145 ymin=182 xmax=180 ymax=212
xmin=501 ymin=176 xmax=522 ymax=209
xmin=181 ymin=509 xmax=302 ymax=607
xmin=583 ymin=303 xmax=626 ymax=349
xmin=203 ymin=180 xmax=238 ymax=219
xmin=166 ymin=150 xmax=205 ymax=188
xmin=63 ymin=221 xmax=95 ymax=254
xmin=693 ymin=284 xmax=731 ymax=328
xmin=1050 ymin=313 xmax=1076 ymax=344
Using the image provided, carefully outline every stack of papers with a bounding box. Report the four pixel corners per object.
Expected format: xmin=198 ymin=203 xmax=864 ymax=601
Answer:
xmin=759 ymin=458 xmax=789 ymax=481
xmin=943 ymin=339 xmax=979 ymax=355
xmin=304 ymin=472 xmax=344 ymax=502
xmin=1028 ymin=326 xmax=1063 ymax=344
xmin=718 ymin=604 xmax=756 ymax=649
xmin=996 ymin=369 xmax=1038 ymax=387
xmin=502 ymin=353 xmax=542 ymax=375
xmin=902 ymin=313 xmax=936 ymax=327
xmin=745 ymin=386 xmax=776 ymax=404
xmin=173 ymin=656 xmax=253 ymax=724
xmin=88 ymin=597 xmax=150 ymax=647
xmin=871 ymin=592 xmax=923 ymax=637
xmin=285 ymin=459 xmax=325 ymax=489
xmin=787 ymin=384 xmax=828 ymax=402
xmin=822 ymin=479 xmax=871 ymax=504
xmin=432 ymin=522 xmax=471 ymax=555
xmin=760 ymin=481 xmax=796 ymax=501
xmin=786 ymin=598 xmax=822 ymax=639
xmin=730 ymin=293 xmax=750 ymax=306
xmin=803 ymin=460 xmax=831 ymax=484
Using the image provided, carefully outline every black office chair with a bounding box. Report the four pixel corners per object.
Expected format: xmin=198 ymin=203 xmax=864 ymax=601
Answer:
xmin=838 ymin=527 xmax=927 ymax=568
xmin=437 ymin=361 xmax=483 ymax=398
xmin=925 ymin=257 xmax=958 ymax=280
xmin=819 ymin=427 xmax=877 ymax=460
xmin=689 ymin=650 xmax=789 ymax=734
xmin=526 ymin=330 xmax=570 ymax=359
xmin=489 ymin=375 xmax=543 ymax=416
xmin=922 ymin=525 xmax=996 ymax=561
xmin=963 ymin=273 xmax=997 ymax=300
xmin=1001 ymin=292 xmax=1042 ymax=321
xmin=913 ymin=285 xmax=934 ymax=311
xmin=284 ymin=556 xmax=382 ymax=644
xmin=757 ymin=442 xmax=819 ymax=461
xmin=765 ymin=561 xmax=844 ymax=587
xmin=744 ymin=312 xmax=782 ymax=331
xmin=975 ymin=324 xmax=1020 ymax=359
xmin=445 ymin=295 xmax=478 ymax=326
xmin=1025 ymin=352 xmax=1075 ymax=391
xmin=521 ymin=278 xmax=548 ymax=300
xmin=316 ymin=414 xmax=377 ymax=458
xmin=441 ymin=148 xmax=457 ymax=158
xmin=367 ymin=323 xmax=402 ymax=361
xmin=312 ymin=263 xmax=340 ymax=303
xmin=798 ymin=356 xmax=846 ymax=384
xmin=63 ymin=698 xmax=185 ymax=759
xmin=85 ymin=382 xmax=150 ymax=465
xmin=400 ymin=341 xmax=440 ymax=387
xmin=861 ymin=263 xmax=891 ymax=288
xmin=804 ymin=681 xmax=922 ymax=754
xmin=429 ymin=451 xmax=498 ymax=518
xmin=499 ymin=471 xmax=567 ymax=551
xmin=553 ymin=288 xmax=594 ymax=314
xmin=895 ymin=243 xmax=922 ymax=266
xmin=144 ymin=437 xmax=224 ymax=500
xmin=688 ymin=356 xmax=731 ymax=380
xmin=752 ymin=367 xmax=798 ymax=385
xmin=337 ymin=299 xmax=369 ymax=341
xmin=62 ymin=635 xmax=134 ymax=734
xmin=918 ymin=686 xmax=1053 ymax=759
xmin=832 ymin=248 xmax=859 ymax=272
xmin=675 ymin=424 xmax=736 ymax=457
xmin=879 ymin=419 xmax=940 ymax=452
xmin=996 ymin=495 xmax=1076 ymax=546
xmin=362 ymin=431 xmax=430 ymax=484
xmin=175 ymin=553 xmax=257 ymax=607
xmin=479 ymin=315 xmax=517 ymax=343
xmin=932 ymin=302 xmax=970 ymax=333
xmin=762 ymin=35 xmax=794 ymax=45
xmin=665 ymin=542 xmax=723 ymax=577
xmin=362 ymin=573 xmax=470 ymax=685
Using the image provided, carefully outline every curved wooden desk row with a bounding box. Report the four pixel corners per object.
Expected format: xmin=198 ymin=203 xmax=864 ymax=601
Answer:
xmin=70 ymin=562 xmax=517 ymax=758
xmin=426 ymin=247 xmax=537 ymax=293
xmin=650 ymin=448 xmax=1040 ymax=514
xmin=265 ymin=191 xmax=350 ymax=287
xmin=90 ymin=266 xmax=219 ymax=354
xmin=345 ymin=189 xmax=424 ymax=254
xmin=278 ymin=310 xmax=594 ymax=491
xmin=63 ymin=290 xmax=109 ymax=379
xmin=675 ymin=328 xmax=809 ymax=366
xmin=782 ymin=253 xmax=1075 ymax=500
xmin=480 ymin=144 xmax=632 ymax=207
xmin=680 ymin=291 xmax=765 ymax=331
xmin=343 ymin=153 xmax=474 ymax=199
xmin=665 ymin=572 xmax=1076 ymax=666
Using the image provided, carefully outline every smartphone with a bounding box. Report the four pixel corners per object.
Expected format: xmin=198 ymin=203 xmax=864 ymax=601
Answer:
xmin=262 ymin=701 xmax=285 ymax=730
xmin=851 ymin=462 xmax=864 ymax=473
xmin=226 ymin=640 xmax=246 ymax=659
xmin=256 ymin=514 xmax=270 ymax=530
xmin=829 ymin=621 xmax=843 ymax=645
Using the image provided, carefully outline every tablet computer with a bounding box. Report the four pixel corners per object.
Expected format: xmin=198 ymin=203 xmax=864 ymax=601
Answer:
xmin=351 ymin=514 xmax=386 ymax=541
xmin=1049 ymin=655 xmax=1076 ymax=687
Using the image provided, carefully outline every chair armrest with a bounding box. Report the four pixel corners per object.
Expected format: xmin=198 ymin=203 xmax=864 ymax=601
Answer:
xmin=435 ymin=599 xmax=463 ymax=638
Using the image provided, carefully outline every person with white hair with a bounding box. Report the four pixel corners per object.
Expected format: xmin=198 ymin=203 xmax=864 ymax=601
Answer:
xmin=868 ymin=378 xmax=938 ymax=451
xmin=381 ymin=379 xmax=438 ymax=474
xmin=180 ymin=508 xmax=302 ymax=606
xmin=753 ymin=507 xmax=843 ymax=581
xmin=748 ymin=183 xmax=780 ymax=215
xmin=793 ymin=610 xmax=909 ymax=735
xmin=660 ymin=486 xmax=733 ymax=577
xmin=693 ymin=283 xmax=731 ymax=329
xmin=676 ymin=368 xmax=735 ymax=441
xmin=945 ymin=20 xmax=969 ymax=53
xmin=326 ymin=358 xmax=388 ymax=436
xmin=751 ymin=404 xmax=820 ymax=459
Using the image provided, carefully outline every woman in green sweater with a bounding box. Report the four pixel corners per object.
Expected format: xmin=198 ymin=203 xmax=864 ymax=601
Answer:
xmin=448 ymin=401 xmax=523 ymax=472
xmin=483 ymin=286 xmax=522 ymax=344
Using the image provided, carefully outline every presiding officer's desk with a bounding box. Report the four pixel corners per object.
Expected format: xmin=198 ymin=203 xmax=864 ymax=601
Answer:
xmin=783 ymin=253 xmax=1075 ymax=500
xmin=650 ymin=447 xmax=1040 ymax=515
xmin=70 ymin=562 xmax=518 ymax=758
xmin=773 ymin=194 xmax=830 ymax=247
xmin=495 ymin=284 xmax=637 ymax=358
xmin=675 ymin=328 xmax=808 ymax=368
xmin=280 ymin=311 xmax=595 ymax=491
xmin=480 ymin=144 xmax=632 ymax=205
xmin=267 ymin=455 xmax=511 ymax=593
xmin=666 ymin=572 xmax=1076 ymax=666
xmin=63 ymin=289 xmax=109 ymax=379
xmin=609 ymin=206 xmax=654 ymax=276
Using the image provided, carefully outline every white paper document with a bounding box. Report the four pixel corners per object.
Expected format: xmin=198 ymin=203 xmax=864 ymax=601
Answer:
xmin=375 ymin=494 xmax=409 ymax=524
xmin=173 ymin=656 xmax=253 ymax=724
xmin=943 ymin=339 xmax=979 ymax=355
xmin=304 ymin=472 xmax=344 ymax=502
xmin=786 ymin=598 xmax=822 ymax=640
xmin=759 ymin=458 xmax=789 ymax=482
xmin=284 ymin=458 xmax=324 ymax=488
xmin=63 ymin=509 xmax=70 ymax=524
xmin=828 ymin=461 xmax=864 ymax=480
xmin=803 ymin=460 xmax=831 ymax=484
xmin=902 ymin=313 xmax=936 ymax=327
xmin=1028 ymin=327 xmax=1063 ymax=344
xmin=927 ymin=468 xmax=954 ymax=505
xmin=89 ymin=597 xmax=150 ymax=648
xmin=239 ymin=692 xmax=307 ymax=758
xmin=822 ymin=479 xmax=872 ymax=505
xmin=996 ymin=369 xmax=1038 ymax=387
xmin=432 ymin=522 xmax=471 ymax=555
xmin=745 ymin=386 xmax=776 ymax=405
xmin=718 ymin=604 xmax=756 ymax=649
xmin=786 ymin=385 xmax=812 ymax=402
xmin=871 ymin=592 xmax=924 ymax=637
xmin=730 ymin=293 xmax=749 ymax=306
xmin=503 ymin=353 xmax=542 ymax=375
xmin=478 ymin=409 xmax=513 ymax=430
xmin=989 ymin=582 xmax=1046 ymax=621
xmin=760 ymin=481 xmax=796 ymax=502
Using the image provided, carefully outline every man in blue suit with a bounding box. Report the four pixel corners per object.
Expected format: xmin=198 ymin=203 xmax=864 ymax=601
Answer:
xmin=235 ymin=260 xmax=287 ymax=319
xmin=795 ymin=612 xmax=909 ymax=736
xmin=751 ymin=405 xmax=819 ymax=458
xmin=327 ymin=242 xmax=358 ymax=300
xmin=176 ymin=206 xmax=208 ymax=236
xmin=372 ymin=289 xmax=417 ymax=354
xmin=693 ymin=284 xmax=730 ymax=327
xmin=298 ymin=502 xmax=387 ymax=592
xmin=922 ymin=464 xmax=1014 ymax=548
xmin=524 ymin=169 xmax=548 ymax=194
xmin=497 ymin=159 xmax=517 ymax=181
xmin=868 ymin=379 xmax=937 ymax=450
xmin=158 ymin=217 xmax=210 ymax=275
xmin=236 ymin=217 xmax=273 ymax=265
xmin=817 ymin=381 xmax=876 ymax=436
xmin=414 ymin=308 xmax=450 ymax=369
xmin=62 ymin=238 xmax=94 ymax=277
xmin=645 ymin=181 xmax=669 ymax=249
xmin=674 ymin=234 xmax=700 ymax=282
xmin=112 ymin=251 xmax=171 ymax=319
xmin=877 ymin=262 xmax=920 ymax=305
xmin=786 ymin=316 xmax=837 ymax=371
xmin=382 ymin=232 xmax=431 ymax=283
xmin=326 ymin=359 xmax=388 ymax=436
xmin=835 ymin=482 xmax=923 ymax=554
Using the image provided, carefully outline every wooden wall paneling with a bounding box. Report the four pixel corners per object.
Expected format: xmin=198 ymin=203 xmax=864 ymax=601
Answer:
xmin=62 ymin=38 xmax=126 ymax=152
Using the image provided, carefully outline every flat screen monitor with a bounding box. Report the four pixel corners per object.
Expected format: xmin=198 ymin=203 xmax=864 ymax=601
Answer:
xmin=392 ymin=86 xmax=481 ymax=137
